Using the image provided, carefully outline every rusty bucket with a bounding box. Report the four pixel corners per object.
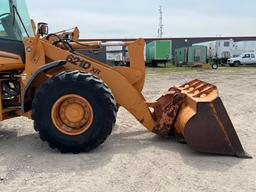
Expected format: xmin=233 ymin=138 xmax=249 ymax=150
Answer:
xmin=151 ymin=79 xmax=251 ymax=158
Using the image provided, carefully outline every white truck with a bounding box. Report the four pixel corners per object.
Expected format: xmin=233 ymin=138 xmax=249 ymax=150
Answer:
xmin=227 ymin=52 xmax=256 ymax=66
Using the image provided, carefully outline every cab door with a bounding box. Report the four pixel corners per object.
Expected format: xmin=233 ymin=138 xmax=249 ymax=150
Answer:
xmin=250 ymin=53 xmax=256 ymax=64
xmin=241 ymin=53 xmax=251 ymax=64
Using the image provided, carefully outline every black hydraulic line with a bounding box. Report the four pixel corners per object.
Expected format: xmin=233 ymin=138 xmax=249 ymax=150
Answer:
xmin=46 ymin=33 xmax=75 ymax=53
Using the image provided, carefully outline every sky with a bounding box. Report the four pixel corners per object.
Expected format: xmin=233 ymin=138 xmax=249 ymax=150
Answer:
xmin=26 ymin=0 xmax=256 ymax=38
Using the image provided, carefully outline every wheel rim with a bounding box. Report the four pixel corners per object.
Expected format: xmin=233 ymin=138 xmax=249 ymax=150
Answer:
xmin=51 ymin=94 xmax=94 ymax=136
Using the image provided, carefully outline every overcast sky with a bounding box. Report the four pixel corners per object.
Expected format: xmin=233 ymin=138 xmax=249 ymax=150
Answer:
xmin=26 ymin=0 xmax=255 ymax=38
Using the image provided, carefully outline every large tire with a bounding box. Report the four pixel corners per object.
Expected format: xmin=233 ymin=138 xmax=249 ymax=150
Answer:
xmin=32 ymin=71 xmax=117 ymax=153
xmin=234 ymin=61 xmax=241 ymax=67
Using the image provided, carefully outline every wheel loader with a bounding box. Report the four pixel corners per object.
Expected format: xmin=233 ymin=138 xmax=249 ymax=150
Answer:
xmin=0 ymin=0 xmax=251 ymax=157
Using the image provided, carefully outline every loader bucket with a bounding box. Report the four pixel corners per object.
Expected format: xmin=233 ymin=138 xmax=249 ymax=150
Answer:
xmin=173 ymin=79 xmax=251 ymax=158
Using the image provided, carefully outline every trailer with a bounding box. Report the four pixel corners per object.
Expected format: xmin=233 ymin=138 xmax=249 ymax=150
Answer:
xmin=175 ymin=45 xmax=207 ymax=66
xmin=194 ymin=40 xmax=256 ymax=65
xmin=106 ymin=45 xmax=124 ymax=66
xmin=232 ymin=41 xmax=256 ymax=57
xmin=105 ymin=43 xmax=131 ymax=66
xmin=146 ymin=40 xmax=172 ymax=67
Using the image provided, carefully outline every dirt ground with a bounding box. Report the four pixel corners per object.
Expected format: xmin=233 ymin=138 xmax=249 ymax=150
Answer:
xmin=0 ymin=67 xmax=255 ymax=192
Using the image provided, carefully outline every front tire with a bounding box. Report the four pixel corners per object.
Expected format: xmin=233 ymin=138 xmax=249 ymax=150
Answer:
xmin=234 ymin=61 xmax=241 ymax=67
xmin=32 ymin=71 xmax=117 ymax=153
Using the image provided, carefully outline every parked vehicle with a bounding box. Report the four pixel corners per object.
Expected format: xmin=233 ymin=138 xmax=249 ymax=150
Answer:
xmin=175 ymin=45 xmax=207 ymax=66
xmin=105 ymin=44 xmax=130 ymax=66
xmin=146 ymin=40 xmax=172 ymax=67
xmin=228 ymin=52 xmax=256 ymax=66
xmin=194 ymin=40 xmax=256 ymax=65
xmin=232 ymin=41 xmax=256 ymax=57
xmin=106 ymin=45 xmax=123 ymax=66
xmin=194 ymin=40 xmax=234 ymax=65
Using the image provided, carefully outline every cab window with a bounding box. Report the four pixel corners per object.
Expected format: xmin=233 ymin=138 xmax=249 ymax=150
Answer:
xmin=0 ymin=0 xmax=11 ymax=39
xmin=0 ymin=0 xmax=34 ymax=41
xmin=224 ymin=41 xmax=230 ymax=47
xmin=243 ymin=54 xmax=251 ymax=58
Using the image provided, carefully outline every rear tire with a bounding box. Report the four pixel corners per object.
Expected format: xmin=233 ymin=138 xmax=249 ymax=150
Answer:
xmin=211 ymin=63 xmax=218 ymax=70
xmin=32 ymin=71 xmax=117 ymax=153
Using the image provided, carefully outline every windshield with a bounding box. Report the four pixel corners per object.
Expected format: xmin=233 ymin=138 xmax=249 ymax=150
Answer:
xmin=0 ymin=0 xmax=34 ymax=41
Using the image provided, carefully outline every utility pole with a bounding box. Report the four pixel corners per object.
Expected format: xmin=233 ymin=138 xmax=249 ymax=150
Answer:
xmin=158 ymin=5 xmax=163 ymax=38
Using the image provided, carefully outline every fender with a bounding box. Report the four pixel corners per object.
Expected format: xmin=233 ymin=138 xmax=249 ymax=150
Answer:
xmin=21 ymin=60 xmax=66 ymax=112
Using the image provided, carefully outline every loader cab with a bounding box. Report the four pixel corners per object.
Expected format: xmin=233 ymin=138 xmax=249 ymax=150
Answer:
xmin=0 ymin=0 xmax=34 ymax=63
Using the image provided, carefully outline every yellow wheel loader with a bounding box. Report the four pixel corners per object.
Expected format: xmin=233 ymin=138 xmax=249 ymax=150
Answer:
xmin=0 ymin=0 xmax=250 ymax=157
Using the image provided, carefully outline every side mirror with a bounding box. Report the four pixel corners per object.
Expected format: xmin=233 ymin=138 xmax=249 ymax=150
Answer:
xmin=38 ymin=22 xmax=48 ymax=36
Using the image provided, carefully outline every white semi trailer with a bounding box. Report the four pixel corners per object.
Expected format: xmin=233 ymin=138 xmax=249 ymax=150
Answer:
xmin=105 ymin=43 xmax=130 ymax=66
xmin=232 ymin=41 xmax=256 ymax=57
xmin=193 ymin=40 xmax=234 ymax=64
xmin=194 ymin=40 xmax=256 ymax=64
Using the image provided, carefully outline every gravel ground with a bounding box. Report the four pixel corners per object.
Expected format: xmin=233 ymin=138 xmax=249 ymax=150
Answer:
xmin=0 ymin=67 xmax=255 ymax=192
